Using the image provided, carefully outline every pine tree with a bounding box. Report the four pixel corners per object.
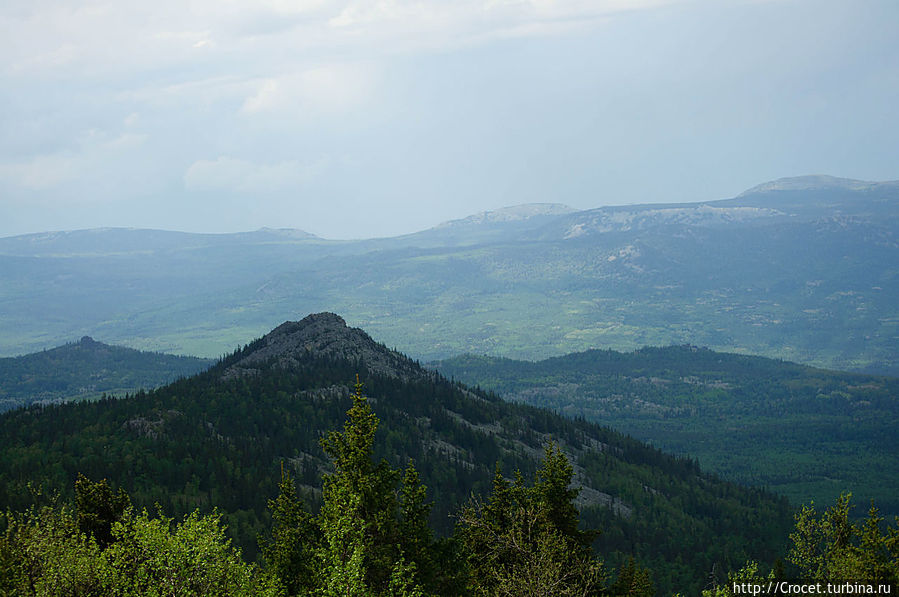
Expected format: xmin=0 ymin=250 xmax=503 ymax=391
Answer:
xmin=609 ymin=556 xmax=654 ymax=597
xmin=533 ymin=443 xmax=599 ymax=551
xmin=458 ymin=442 xmax=610 ymax=596
xmin=316 ymin=376 xmax=424 ymax=595
xmin=789 ymin=494 xmax=899 ymax=585
xmin=399 ymin=463 xmax=436 ymax=588
xmin=74 ymin=473 xmax=131 ymax=550
xmin=260 ymin=467 xmax=320 ymax=595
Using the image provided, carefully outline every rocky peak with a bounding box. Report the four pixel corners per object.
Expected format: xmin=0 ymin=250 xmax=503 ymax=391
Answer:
xmin=224 ymin=313 xmax=428 ymax=381
xmin=77 ymin=336 xmax=104 ymax=349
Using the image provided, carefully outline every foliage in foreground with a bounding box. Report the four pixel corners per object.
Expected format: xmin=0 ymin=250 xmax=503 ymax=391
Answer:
xmin=0 ymin=494 xmax=279 ymax=596
xmin=703 ymin=494 xmax=899 ymax=596
xmin=457 ymin=449 xmax=612 ymax=596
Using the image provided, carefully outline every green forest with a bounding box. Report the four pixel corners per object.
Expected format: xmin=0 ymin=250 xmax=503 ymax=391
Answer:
xmin=434 ymin=347 xmax=899 ymax=516
xmin=0 ymin=316 xmax=797 ymax=595
xmin=0 ymin=336 xmax=212 ymax=412
xmin=0 ymin=380 xmax=648 ymax=595
xmin=2 ymin=380 xmax=897 ymax=595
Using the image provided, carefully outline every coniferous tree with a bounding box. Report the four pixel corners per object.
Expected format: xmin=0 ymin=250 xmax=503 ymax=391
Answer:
xmin=533 ymin=443 xmax=599 ymax=551
xmin=261 ymin=468 xmax=320 ymax=595
xmin=74 ymin=473 xmax=131 ymax=549
xmin=609 ymin=556 xmax=654 ymax=597
xmin=316 ymin=376 xmax=424 ymax=595
xmin=398 ymin=463 xmax=437 ymax=589
xmin=458 ymin=442 xmax=610 ymax=596
xmin=789 ymin=494 xmax=899 ymax=585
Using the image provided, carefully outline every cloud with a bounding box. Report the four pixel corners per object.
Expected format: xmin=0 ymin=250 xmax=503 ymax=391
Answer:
xmin=0 ymin=0 xmax=687 ymax=138
xmin=0 ymin=152 xmax=79 ymax=191
xmin=325 ymin=0 xmax=689 ymax=47
xmin=241 ymin=63 xmax=378 ymax=116
xmin=1 ymin=0 xmax=690 ymax=80
xmin=3 ymin=0 xmax=895 ymax=242
xmin=183 ymin=156 xmax=329 ymax=193
xmin=0 ymin=131 xmax=147 ymax=193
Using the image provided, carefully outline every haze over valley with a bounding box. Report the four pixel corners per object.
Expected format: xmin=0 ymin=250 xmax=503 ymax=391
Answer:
xmin=2 ymin=175 xmax=897 ymax=376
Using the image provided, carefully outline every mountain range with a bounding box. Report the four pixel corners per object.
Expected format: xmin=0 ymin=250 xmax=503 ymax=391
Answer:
xmin=1 ymin=174 xmax=897 ymax=375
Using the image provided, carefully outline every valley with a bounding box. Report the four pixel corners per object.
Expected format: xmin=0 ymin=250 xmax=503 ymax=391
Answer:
xmin=2 ymin=175 xmax=897 ymax=375
xmin=434 ymin=347 xmax=899 ymax=518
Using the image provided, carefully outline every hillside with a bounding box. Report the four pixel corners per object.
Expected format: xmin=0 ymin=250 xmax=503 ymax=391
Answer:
xmin=433 ymin=347 xmax=899 ymax=516
xmin=1 ymin=175 xmax=897 ymax=374
xmin=0 ymin=336 xmax=213 ymax=412
xmin=0 ymin=313 xmax=792 ymax=595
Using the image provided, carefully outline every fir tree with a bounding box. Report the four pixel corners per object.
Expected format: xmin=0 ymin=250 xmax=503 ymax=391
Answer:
xmin=260 ymin=466 xmax=320 ymax=595
xmin=458 ymin=442 xmax=610 ymax=596
xmin=316 ymin=376 xmax=424 ymax=595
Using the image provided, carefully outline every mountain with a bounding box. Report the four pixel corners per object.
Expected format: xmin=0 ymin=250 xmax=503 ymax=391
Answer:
xmin=0 ymin=336 xmax=213 ymax=412
xmin=738 ymin=174 xmax=899 ymax=196
xmin=0 ymin=227 xmax=321 ymax=257
xmin=530 ymin=175 xmax=899 ymax=239
xmin=0 ymin=313 xmax=792 ymax=595
xmin=1 ymin=175 xmax=897 ymax=373
xmin=433 ymin=347 xmax=899 ymax=518
xmin=395 ymin=203 xmax=576 ymax=247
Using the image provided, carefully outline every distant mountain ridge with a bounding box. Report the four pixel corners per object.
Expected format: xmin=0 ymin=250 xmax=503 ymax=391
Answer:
xmin=0 ymin=337 xmax=212 ymax=412
xmin=1 ymin=175 xmax=894 ymax=247
xmin=433 ymin=346 xmax=899 ymax=517
xmin=738 ymin=174 xmax=899 ymax=195
xmin=0 ymin=174 xmax=896 ymax=374
xmin=433 ymin=203 xmax=575 ymax=227
xmin=0 ymin=226 xmax=321 ymax=257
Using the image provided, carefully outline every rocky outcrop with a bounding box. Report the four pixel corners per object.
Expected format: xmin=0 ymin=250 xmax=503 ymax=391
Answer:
xmin=223 ymin=312 xmax=432 ymax=382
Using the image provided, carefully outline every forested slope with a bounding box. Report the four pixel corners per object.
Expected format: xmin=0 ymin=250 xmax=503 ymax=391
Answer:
xmin=0 ymin=336 xmax=213 ymax=412
xmin=434 ymin=347 xmax=899 ymax=516
xmin=0 ymin=313 xmax=792 ymax=594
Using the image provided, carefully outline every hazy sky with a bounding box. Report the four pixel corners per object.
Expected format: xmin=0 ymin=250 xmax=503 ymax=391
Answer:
xmin=1 ymin=0 xmax=897 ymax=240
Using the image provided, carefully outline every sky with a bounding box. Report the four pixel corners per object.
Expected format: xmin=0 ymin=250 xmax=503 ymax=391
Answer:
xmin=1 ymin=0 xmax=898 ymax=240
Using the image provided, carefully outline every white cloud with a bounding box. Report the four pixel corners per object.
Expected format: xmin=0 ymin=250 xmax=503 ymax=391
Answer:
xmin=325 ymin=0 xmax=689 ymax=46
xmin=0 ymin=131 xmax=147 ymax=193
xmin=183 ymin=156 xmax=329 ymax=193
xmin=1 ymin=0 xmax=690 ymax=80
xmin=0 ymin=0 xmax=687 ymax=144
xmin=241 ymin=63 xmax=378 ymax=116
xmin=0 ymin=152 xmax=79 ymax=191
xmin=114 ymin=75 xmax=252 ymax=108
